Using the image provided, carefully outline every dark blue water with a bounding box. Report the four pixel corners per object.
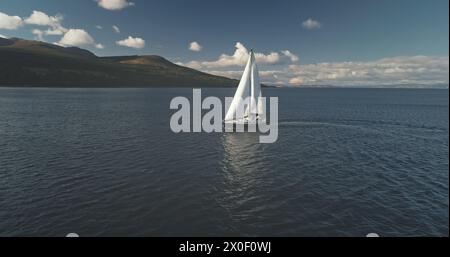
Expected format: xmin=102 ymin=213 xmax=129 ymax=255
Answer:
xmin=0 ymin=87 xmax=448 ymax=236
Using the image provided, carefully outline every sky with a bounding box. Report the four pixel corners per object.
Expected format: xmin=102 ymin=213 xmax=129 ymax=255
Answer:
xmin=0 ymin=0 xmax=448 ymax=86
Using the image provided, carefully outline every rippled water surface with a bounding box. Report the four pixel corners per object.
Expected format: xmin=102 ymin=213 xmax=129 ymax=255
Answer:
xmin=0 ymin=87 xmax=448 ymax=236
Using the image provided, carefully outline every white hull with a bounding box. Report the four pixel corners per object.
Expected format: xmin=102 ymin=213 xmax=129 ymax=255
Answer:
xmin=224 ymin=116 xmax=265 ymax=125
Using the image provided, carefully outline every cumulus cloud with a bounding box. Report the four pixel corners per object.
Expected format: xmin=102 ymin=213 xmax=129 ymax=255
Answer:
xmin=59 ymin=29 xmax=94 ymax=45
xmin=24 ymin=11 xmax=68 ymax=40
xmin=96 ymin=25 xmax=103 ymax=29
xmin=31 ymin=27 xmax=67 ymax=41
xmin=25 ymin=11 xmax=62 ymax=27
xmin=181 ymin=42 xmax=293 ymax=69
xmin=302 ymin=18 xmax=322 ymax=30
xmin=189 ymin=41 xmax=202 ymax=52
xmin=282 ymin=50 xmax=299 ymax=62
xmin=112 ymin=25 xmax=120 ymax=33
xmin=204 ymin=42 xmax=252 ymax=67
xmin=96 ymin=0 xmax=135 ymax=11
xmin=1 ymin=10 xmax=105 ymax=49
xmin=0 ymin=11 xmax=23 ymax=30
xmin=116 ymin=36 xmax=145 ymax=49
xmin=59 ymin=29 xmax=104 ymax=49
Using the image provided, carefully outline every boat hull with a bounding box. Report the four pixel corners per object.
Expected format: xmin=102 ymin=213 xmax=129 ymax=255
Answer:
xmin=223 ymin=117 xmax=265 ymax=131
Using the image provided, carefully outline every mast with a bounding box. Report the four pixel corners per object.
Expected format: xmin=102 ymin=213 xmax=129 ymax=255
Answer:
xmin=249 ymin=50 xmax=259 ymax=118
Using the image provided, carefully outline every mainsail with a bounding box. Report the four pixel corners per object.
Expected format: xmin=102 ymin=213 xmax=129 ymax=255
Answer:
xmin=224 ymin=50 xmax=264 ymax=123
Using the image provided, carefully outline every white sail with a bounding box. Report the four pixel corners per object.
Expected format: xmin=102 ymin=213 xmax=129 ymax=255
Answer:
xmin=250 ymin=53 xmax=264 ymax=116
xmin=224 ymin=52 xmax=252 ymax=121
xmin=225 ymin=50 xmax=263 ymax=123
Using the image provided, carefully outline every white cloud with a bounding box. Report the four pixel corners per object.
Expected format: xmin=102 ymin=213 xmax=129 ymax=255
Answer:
xmin=59 ymin=29 xmax=104 ymax=49
xmin=182 ymin=42 xmax=283 ymax=69
xmin=60 ymin=29 xmax=94 ymax=45
xmin=0 ymin=11 xmax=23 ymax=30
xmin=202 ymin=42 xmax=250 ymax=67
xmin=189 ymin=41 xmax=202 ymax=52
xmin=177 ymin=42 xmax=447 ymax=87
xmin=289 ymin=77 xmax=304 ymax=85
xmin=32 ymin=29 xmax=45 ymax=41
xmin=96 ymin=0 xmax=135 ymax=11
xmin=282 ymin=50 xmax=299 ymax=62
xmin=25 ymin=11 xmax=62 ymax=27
xmin=255 ymin=51 xmax=281 ymax=65
xmin=112 ymin=25 xmax=120 ymax=33
xmin=24 ymin=12 xmax=102 ymax=48
xmin=302 ymin=18 xmax=322 ymax=30
xmin=287 ymin=56 xmax=449 ymax=86
xmin=187 ymin=56 xmax=449 ymax=87
xmin=116 ymin=36 xmax=145 ymax=49
xmin=180 ymin=43 xmax=299 ymax=70
xmin=45 ymin=27 xmax=66 ymax=35
xmin=96 ymin=25 xmax=103 ymax=29
xmin=25 ymin=11 xmax=67 ymax=39
xmin=179 ymin=60 xmax=203 ymax=70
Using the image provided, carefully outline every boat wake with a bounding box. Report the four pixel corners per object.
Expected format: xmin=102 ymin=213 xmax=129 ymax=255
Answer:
xmin=278 ymin=119 xmax=447 ymax=132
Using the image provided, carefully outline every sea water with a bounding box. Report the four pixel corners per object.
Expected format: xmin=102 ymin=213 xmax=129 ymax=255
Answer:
xmin=0 ymin=87 xmax=448 ymax=236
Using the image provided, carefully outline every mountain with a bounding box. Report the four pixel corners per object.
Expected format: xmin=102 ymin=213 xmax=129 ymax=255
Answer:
xmin=0 ymin=38 xmax=238 ymax=87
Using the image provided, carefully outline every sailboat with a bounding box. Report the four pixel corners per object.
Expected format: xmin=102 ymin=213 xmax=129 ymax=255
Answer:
xmin=224 ymin=50 xmax=265 ymax=125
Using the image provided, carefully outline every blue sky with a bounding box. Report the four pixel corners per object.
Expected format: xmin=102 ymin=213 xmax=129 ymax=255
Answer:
xmin=0 ymin=0 xmax=449 ymax=86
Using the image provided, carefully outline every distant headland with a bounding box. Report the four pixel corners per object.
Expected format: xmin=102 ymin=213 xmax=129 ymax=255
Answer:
xmin=0 ymin=37 xmax=238 ymax=88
